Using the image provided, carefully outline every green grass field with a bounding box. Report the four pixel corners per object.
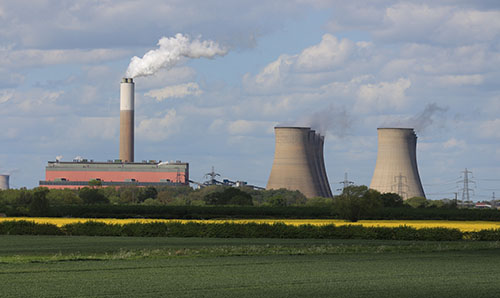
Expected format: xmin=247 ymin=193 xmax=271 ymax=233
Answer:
xmin=1 ymin=236 xmax=500 ymax=297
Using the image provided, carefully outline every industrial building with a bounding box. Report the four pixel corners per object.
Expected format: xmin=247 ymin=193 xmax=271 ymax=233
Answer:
xmin=0 ymin=175 xmax=9 ymax=190
xmin=266 ymin=127 xmax=333 ymax=198
xmin=370 ymin=128 xmax=425 ymax=199
xmin=39 ymin=78 xmax=189 ymax=189
xmin=39 ymin=160 xmax=188 ymax=189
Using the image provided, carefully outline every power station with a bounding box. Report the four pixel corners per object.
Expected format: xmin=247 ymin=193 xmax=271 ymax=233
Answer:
xmin=266 ymin=127 xmax=333 ymax=198
xmin=0 ymin=175 xmax=9 ymax=190
xmin=39 ymin=78 xmax=189 ymax=189
xmin=370 ymin=128 xmax=425 ymax=199
xmin=33 ymin=78 xmax=430 ymax=197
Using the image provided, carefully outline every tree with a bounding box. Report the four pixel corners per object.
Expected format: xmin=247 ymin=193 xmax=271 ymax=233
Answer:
xmin=261 ymin=189 xmax=307 ymax=206
xmin=138 ymin=187 xmax=158 ymax=202
xmin=118 ymin=186 xmax=140 ymax=204
xmin=204 ymin=188 xmax=253 ymax=206
xmin=29 ymin=187 xmax=50 ymax=216
xmin=47 ymin=189 xmax=82 ymax=205
xmin=333 ymin=185 xmax=382 ymax=222
xmin=405 ymin=197 xmax=428 ymax=208
xmin=79 ymin=187 xmax=109 ymax=204
xmin=88 ymin=179 xmax=102 ymax=188
xmin=380 ymin=193 xmax=404 ymax=207
xmin=306 ymin=197 xmax=335 ymax=208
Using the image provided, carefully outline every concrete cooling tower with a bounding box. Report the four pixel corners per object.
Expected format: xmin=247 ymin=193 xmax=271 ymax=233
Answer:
xmin=370 ymin=128 xmax=425 ymax=199
xmin=0 ymin=175 xmax=9 ymax=190
xmin=267 ymin=127 xmax=333 ymax=198
xmin=120 ymin=78 xmax=134 ymax=162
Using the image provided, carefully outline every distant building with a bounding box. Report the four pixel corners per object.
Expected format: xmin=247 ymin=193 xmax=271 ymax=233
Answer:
xmin=475 ymin=202 xmax=492 ymax=209
xmin=39 ymin=160 xmax=189 ymax=189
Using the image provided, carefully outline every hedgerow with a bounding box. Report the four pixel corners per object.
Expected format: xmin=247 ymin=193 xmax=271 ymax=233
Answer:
xmin=0 ymin=220 xmax=495 ymax=241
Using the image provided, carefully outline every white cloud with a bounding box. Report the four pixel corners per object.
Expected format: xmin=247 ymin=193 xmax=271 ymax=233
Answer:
xmin=374 ymin=3 xmax=500 ymax=45
xmin=443 ymin=138 xmax=466 ymax=149
xmin=295 ymin=34 xmax=354 ymax=72
xmin=243 ymin=34 xmax=364 ymax=93
xmin=145 ymin=82 xmax=202 ymax=101
xmin=133 ymin=67 xmax=197 ymax=90
xmin=356 ymin=78 xmax=411 ymax=112
xmin=227 ymin=120 xmax=275 ymax=135
xmin=435 ymin=74 xmax=484 ymax=86
xmin=0 ymin=89 xmax=14 ymax=104
xmin=70 ymin=117 xmax=118 ymax=140
xmin=0 ymin=48 xmax=130 ymax=68
xmin=479 ymin=119 xmax=500 ymax=139
xmin=136 ymin=109 xmax=183 ymax=141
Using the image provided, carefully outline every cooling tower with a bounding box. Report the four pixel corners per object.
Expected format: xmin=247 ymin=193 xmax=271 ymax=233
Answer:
xmin=120 ymin=78 xmax=134 ymax=162
xmin=370 ymin=128 xmax=425 ymax=199
xmin=0 ymin=175 xmax=9 ymax=190
xmin=267 ymin=127 xmax=332 ymax=198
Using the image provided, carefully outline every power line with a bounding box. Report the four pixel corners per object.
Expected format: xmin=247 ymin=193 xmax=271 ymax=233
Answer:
xmin=459 ymin=168 xmax=475 ymax=208
xmin=337 ymin=172 xmax=354 ymax=192
xmin=391 ymin=173 xmax=408 ymax=200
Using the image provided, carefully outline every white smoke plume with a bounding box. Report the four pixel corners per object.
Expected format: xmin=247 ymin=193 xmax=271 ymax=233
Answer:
xmin=125 ymin=34 xmax=228 ymax=78
xmin=279 ymin=105 xmax=352 ymax=137
xmin=383 ymin=103 xmax=448 ymax=133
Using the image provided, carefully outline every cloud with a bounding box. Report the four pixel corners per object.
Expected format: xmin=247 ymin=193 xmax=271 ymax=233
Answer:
xmin=479 ymin=119 xmax=500 ymax=138
xmin=133 ymin=67 xmax=197 ymax=90
xmin=0 ymin=1 xmax=312 ymax=50
xmin=0 ymin=89 xmax=14 ymax=104
xmin=435 ymin=74 xmax=484 ymax=86
xmin=227 ymin=120 xmax=275 ymax=135
xmin=443 ymin=137 xmax=466 ymax=149
xmin=145 ymin=82 xmax=202 ymax=101
xmin=0 ymin=48 xmax=130 ymax=68
xmin=374 ymin=3 xmax=500 ymax=45
xmin=243 ymin=34 xmax=365 ymax=93
xmin=356 ymin=78 xmax=411 ymax=112
xmin=70 ymin=117 xmax=118 ymax=140
xmin=295 ymin=34 xmax=354 ymax=72
xmin=136 ymin=109 xmax=183 ymax=141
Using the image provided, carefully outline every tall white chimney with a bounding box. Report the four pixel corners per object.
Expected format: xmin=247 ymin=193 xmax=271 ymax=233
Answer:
xmin=120 ymin=78 xmax=134 ymax=162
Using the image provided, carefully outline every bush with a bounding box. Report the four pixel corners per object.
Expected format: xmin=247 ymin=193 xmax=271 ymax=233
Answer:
xmin=79 ymin=187 xmax=109 ymax=204
xmin=0 ymin=220 xmax=498 ymax=241
xmin=0 ymin=220 xmax=62 ymax=235
xmin=63 ymin=221 xmax=121 ymax=236
xmin=204 ymin=188 xmax=253 ymax=206
xmin=333 ymin=186 xmax=382 ymax=222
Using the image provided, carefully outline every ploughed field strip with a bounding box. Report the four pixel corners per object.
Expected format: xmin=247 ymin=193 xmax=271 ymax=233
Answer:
xmin=1 ymin=236 xmax=500 ymax=297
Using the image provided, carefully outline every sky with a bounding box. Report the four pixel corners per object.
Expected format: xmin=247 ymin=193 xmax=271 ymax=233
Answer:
xmin=1 ymin=0 xmax=499 ymax=201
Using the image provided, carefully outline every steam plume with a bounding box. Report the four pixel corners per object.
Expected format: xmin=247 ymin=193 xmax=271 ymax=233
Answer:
xmin=126 ymin=34 xmax=228 ymax=78
xmin=383 ymin=103 xmax=448 ymax=133
xmin=280 ymin=105 xmax=352 ymax=136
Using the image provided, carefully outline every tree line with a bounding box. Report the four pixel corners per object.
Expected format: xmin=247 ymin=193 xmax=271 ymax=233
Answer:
xmin=0 ymin=184 xmax=462 ymax=221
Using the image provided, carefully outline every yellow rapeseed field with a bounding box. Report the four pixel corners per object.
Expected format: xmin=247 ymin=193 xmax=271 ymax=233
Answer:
xmin=1 ymin=217 xmax=500 ymax=232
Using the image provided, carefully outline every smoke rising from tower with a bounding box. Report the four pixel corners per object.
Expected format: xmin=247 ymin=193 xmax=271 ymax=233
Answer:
xmin=279 ymin=104 xmax=352 ymax=137
xmin=382 ymin=103 xmax=448 ymax=134
xmin=125 ymin=33 xmax=228 ymax=78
